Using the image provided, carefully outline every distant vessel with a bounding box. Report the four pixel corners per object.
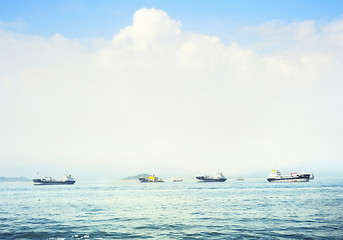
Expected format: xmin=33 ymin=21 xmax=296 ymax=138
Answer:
xmin=236 ymin=178 xmax=244 ymax=181
xmin=33 ymin=174 xmax=76 ymax=185
xmin=171 ymin=177 xmax=183 ymax=182
xmin=267 ymin=170 xmax=313 ymax=182
xmin=139 ymin=174 xmax=164 ymax=183
xmin=196 ymin=172 xmax=227 ymax=182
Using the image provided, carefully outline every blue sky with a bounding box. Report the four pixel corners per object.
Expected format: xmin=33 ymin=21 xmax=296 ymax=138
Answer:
xmin=1 ymin=0 xmax=342 ymax=40
xmin=1 ymin=1 xmax=343 ymax=179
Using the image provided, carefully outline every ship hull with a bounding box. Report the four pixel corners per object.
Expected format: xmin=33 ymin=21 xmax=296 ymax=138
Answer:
xmin=33 ymin=179 xmax=75 ymax=185
xmin=139 ymin=178 xmax=152 ymax=183
xmin=196 ymin=177 xmax=227 ymax=182
xmin=267 ymin=175 xmax=310 ymax=182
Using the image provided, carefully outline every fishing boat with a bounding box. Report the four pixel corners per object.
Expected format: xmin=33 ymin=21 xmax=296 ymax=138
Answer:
xmin=196 ymin=172 xmax=227 ymax=182
xmin=139 ymin=174 xmax=164 ymax=183
xmin=33 ymin=174 xmax=76 ymax=185
xmin=267 ymin=170 xmax=312 ymax=182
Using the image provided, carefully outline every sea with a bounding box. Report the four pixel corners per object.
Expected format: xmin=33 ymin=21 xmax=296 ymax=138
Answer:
xmin=1 ymin=177 xmax=343 ymax=240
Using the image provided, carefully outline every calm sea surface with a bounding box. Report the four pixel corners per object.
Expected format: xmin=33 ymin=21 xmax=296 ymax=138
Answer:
xmin=1 ymin=177 xmax=343 ymax=239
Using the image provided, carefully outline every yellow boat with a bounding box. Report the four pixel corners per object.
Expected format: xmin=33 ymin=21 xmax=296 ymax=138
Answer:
xmin=139 ymin=174 xmax=164 ymax=183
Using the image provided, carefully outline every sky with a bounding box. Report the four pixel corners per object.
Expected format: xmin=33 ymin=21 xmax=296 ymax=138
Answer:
xmin=1 ymin=1 xmax=343 ymax=180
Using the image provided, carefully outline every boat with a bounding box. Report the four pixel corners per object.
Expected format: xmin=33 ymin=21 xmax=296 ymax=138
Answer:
xmin=196 ymin=172 xmax=227 ymax=182
xmin=236 ymin=178 xmax=244 ymax=181
xmin=171 ymin=177 xmax=183 ymax=182
xmin=32 ymin=174 xmax=76 ymax=185
xmin=267 ymin=170 xmax=313 ymax=182
xmin=139 ymin=174 xmax=164 ymax=183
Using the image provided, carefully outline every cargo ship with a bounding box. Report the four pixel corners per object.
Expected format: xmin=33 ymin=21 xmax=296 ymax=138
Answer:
xmin=139 ymin=174 xmax=164 ymax=183
xmin=196 ymin=172 xmax=227 ymax=182
xmin=33 ymin=174 xmax=76 ymax=185
xmin=267 ymin=170 xmax=313 ymax=182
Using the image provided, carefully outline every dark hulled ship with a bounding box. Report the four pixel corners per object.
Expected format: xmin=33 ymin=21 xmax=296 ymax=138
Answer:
xmin=267 ymin=170 xmax=313 ymax=182
xmin=33 ymin=174 xmax=76 ymax=185
xmin=196 ymin=172 xmax=227 ymax=182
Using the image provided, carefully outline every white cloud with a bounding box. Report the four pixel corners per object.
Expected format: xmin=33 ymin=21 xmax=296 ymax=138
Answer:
xmin=1 ymin=8 xmax=343 ymax=179
xmin=113 ymin=8 xmax=181 ymax=51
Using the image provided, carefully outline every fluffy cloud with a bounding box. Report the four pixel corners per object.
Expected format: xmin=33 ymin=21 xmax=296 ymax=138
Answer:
xmin=1 ymin=8 xmax=343 ymax=179
xmin=113 ymin=8 xmax=181 ymax=50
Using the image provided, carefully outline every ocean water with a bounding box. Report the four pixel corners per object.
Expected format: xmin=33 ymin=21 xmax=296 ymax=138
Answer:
xmin=1 ymin=177 xmax=343 ymax=239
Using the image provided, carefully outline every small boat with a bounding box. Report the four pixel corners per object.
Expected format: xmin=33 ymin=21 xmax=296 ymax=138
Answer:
xmin=171 ymin=177 xmax=183 ymax=182
xmin=236 ymin=178 xmax=244 ymax=181
xmin=196 ymin=172 xmax=227 ymax=182
xmin=33 ymin=174 xmax=76 ymax=185
xmin=267 ymin=170 xmax=313 ymax=182
xmin=139 ymin=174 xmax=164 ymax=183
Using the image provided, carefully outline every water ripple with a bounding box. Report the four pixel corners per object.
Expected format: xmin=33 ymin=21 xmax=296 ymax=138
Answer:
xmin=1 ymin=178 xmax=343 ymax=239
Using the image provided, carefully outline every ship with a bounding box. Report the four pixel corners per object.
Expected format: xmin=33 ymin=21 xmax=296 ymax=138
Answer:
xmin=267 ymin=169 xmax=313 ymax=182
xmin=138 ymin=174 xmax=164 ymax=183
xmin=196 ymin=172 xmax=227 ymax=182
xmin=32 ymin=174 xmax=76 ymax=185
xmin=171 ymin=177 xmax=183 ymax=182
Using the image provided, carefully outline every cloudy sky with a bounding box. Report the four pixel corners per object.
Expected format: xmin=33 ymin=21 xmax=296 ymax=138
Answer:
xmin=1 ymin=1 xmax=343 ymax=180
